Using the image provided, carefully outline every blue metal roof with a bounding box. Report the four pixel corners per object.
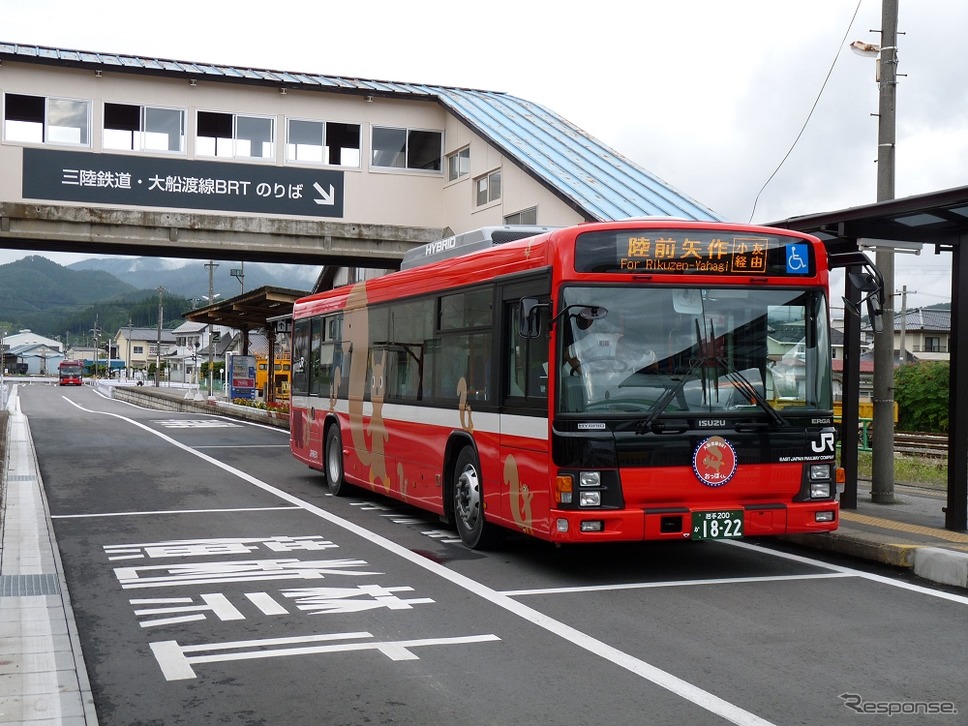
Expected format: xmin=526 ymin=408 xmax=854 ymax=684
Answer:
xmin=0 ymin=41 xmax=722 ymax=222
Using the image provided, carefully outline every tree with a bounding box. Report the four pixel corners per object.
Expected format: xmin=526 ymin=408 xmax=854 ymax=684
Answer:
xmin=894 ymin=361 xmax=949 ymax=433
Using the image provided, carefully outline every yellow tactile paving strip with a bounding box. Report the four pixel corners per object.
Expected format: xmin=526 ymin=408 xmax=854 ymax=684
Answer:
xmin=841 ymin=511 xmax=968 ymax=548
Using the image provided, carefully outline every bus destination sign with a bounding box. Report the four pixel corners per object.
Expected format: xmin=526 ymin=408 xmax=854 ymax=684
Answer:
xmin=575 ymin=229 xmax=813 ymax=277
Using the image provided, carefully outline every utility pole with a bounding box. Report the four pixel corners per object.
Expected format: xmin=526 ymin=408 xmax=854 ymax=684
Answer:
xmin=870 ymin=0 xmax=899 ymax=504
xmin=231 ymin=262 xmax=245 ymax=295
xmin=205 ymin=261 xmax=218 ymax=398
xmin=897 ymin=285 xmax=915 ymax=362
xmin=155 ymin=287 xmax=164 ymax=387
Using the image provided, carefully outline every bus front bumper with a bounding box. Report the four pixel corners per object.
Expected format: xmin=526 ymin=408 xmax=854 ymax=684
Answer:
xmin=548 ymin=502 xmax=839 ymax=542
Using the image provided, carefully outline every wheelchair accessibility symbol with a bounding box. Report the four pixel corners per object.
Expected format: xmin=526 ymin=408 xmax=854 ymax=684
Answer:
xmin=786 ymin=244 xmax=809 ymax=275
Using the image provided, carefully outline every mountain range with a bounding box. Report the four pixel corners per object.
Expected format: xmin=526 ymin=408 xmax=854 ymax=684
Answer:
xmin=67 ymin=257 xmax=320 ymax=299
xmin=0 ymin=255 xmax=320 ymax=339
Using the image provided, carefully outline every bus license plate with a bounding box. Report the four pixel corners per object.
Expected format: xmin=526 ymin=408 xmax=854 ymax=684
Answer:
xmin=691 ymin=510 xmax=744 ymax=540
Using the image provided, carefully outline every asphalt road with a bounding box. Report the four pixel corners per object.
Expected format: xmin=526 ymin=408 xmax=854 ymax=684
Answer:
xmin=21 ymin=383 xmax=968 ymax=725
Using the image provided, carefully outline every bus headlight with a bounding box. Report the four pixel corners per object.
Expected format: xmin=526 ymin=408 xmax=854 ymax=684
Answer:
xmin=579 ymin=491 xmax=601 ymax=507
xmin=809 ymin=464 xmax=831 ymax=481
xmin=579 ymin=471 xmax=601 ymax=487
xmin=810 ymin=481 xmax=832 ymax=498
xmin=809 ymin=464 xmax=832 ymax=498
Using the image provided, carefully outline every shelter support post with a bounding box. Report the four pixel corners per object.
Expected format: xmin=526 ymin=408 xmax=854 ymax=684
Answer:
xmin=947 ymin=238 xmax=968 ymax=531
xmin=840 ymin=270 xmax=862 ymax=509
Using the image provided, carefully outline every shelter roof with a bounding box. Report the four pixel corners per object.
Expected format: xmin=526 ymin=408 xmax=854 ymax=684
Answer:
xmin=183 ymin=286 xmax=306 ymax=330
xmin=772 ymin=184 xmax=968 ymax=251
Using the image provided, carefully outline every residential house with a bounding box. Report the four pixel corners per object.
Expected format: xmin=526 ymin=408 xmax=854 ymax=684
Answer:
xmin=114 ymin=326 xmax=177 ymax=378
xmin=1 ymin=329 xmax=64 ymax=375
xmin=894 ymin=307 xmax=950 ymax=362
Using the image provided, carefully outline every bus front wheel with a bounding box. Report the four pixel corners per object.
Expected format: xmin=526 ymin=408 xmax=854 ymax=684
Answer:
xmin=453 ymin=447 xmax=501 ymax=549
xmin=324 ymin=425 xmax=351 ymax=496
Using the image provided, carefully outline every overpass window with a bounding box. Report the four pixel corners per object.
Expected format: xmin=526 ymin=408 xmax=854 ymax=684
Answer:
xmin=286 ymin=119 xmax=360 ymax=166
xmin=475 ymin=169 xmax=501 ymax=206
xmin=3 ymin=93 xmax=90 ymax=146
xmin=372 ymin=126 xmax=442 ymax=171
xmin=197 ymin=111 xmax=274 ymax=160
xmin=447 ymin=147 xmax=470 ymax=181
xmin=104 ymin=103 xmax=185 ymax=152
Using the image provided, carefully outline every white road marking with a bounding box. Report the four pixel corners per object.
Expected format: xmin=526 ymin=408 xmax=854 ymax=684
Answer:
xmin=153 ymin=419 xmax=242 ymax=428
xmin=150 ymin=632 xmax=502 ymax=681
xmin=501 ymin=572 xmax=855 ymax=597
xmin=63 ymin=397 xmax=776 ymax=725
xmin=51 ymin=506 xmax=302 ymax=519
xmin=723 ymin=539 xmax=968 ymax=606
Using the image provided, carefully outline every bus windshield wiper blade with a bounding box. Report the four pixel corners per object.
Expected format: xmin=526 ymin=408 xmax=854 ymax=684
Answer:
xmin=632 ymin=319 xmax=709 ymax=435
xmin=716 ymin=358 xmax=787 ymax=427
xmin=630 ymin=357 xmax=703 ymax=434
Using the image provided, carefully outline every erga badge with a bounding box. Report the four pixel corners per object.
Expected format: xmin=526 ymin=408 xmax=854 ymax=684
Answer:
xmin=692 ymin=436 xmax=738 ymax=487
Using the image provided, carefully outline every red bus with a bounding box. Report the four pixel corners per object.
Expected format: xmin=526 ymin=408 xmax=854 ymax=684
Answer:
xmin=58 ymin=359 xmax=85 ymax=386
xmin=290 ymin=221 xmax=859 ymax=548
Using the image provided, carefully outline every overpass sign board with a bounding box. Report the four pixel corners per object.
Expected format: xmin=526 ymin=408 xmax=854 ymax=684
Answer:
xmin=22 ymin=148 xmax=344 ymax=218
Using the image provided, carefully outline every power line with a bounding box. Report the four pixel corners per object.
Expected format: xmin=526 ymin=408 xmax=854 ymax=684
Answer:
xmin=747 ymin=0 xmax=865 ymax=223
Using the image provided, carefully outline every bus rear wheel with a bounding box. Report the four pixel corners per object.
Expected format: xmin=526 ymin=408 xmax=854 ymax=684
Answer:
xmin=453 ymin=447 xmax=501 ymax=549
xmin=324 ymin=425 xmax=351 ymax=496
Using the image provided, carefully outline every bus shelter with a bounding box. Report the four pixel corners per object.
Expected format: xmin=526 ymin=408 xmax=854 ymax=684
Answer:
xmin=774 ymin=184 xmax=968 ymax=532
xmin=183 ymin=285 xmax=305 ymax=403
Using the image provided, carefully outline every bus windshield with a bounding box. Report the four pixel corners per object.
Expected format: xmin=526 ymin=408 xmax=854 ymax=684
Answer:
xmin=557 ymin=286 xmax=831 ymax=417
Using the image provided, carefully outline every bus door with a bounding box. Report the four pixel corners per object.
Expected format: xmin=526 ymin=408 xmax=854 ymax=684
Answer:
xmin=498 ymin=278 xmax=552 ymax=536
xmin=291 ymin=315 xmax=338 ymax=467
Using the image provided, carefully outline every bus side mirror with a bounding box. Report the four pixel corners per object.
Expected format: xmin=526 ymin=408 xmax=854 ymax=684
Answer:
xmin=519 ymin=298 xmax=543 ymax=339
xmin=846 ymin=270 xmax=884 ymax=334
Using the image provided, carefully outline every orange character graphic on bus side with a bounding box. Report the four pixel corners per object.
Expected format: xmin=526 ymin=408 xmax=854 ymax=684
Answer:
xmin=367 ymin=349 xmax=390 ymax=492
xmin=457 ymin=377 xmax=474 ymax=433
xmin=504 ymin=454 xmax=534 ymax=534
xmin=344 ymin=281 xmax=390 ymax=492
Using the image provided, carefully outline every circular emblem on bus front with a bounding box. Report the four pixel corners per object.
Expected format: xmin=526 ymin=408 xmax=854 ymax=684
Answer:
xmin=693 ymin=436 xmax=737 ymax=487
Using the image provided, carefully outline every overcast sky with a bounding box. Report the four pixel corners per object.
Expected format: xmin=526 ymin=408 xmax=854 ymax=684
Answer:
xmin=4 ymin=0 xmax=965 ymax=309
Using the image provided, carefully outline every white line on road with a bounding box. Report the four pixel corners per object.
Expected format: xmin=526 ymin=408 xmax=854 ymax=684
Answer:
xmin=51 ymin=506 xmax=303 ymax=519
xmin=501 ymin=572 xmax=856 ymax=597
xmin=62 ymin=397 xmax=775 ymax=726
xmin=723 ymin=539 xmax=968 ymax=606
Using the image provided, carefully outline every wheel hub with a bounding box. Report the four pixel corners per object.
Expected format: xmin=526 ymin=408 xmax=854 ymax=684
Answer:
xmin=456 ymin=465 xmax=481 ymax=525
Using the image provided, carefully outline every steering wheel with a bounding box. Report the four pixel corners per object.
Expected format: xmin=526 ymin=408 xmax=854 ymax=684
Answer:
xmin=582 ymin=356 xmax=632 ymax=375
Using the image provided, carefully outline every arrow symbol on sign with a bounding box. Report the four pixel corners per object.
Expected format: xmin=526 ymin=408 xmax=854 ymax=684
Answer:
xmin=313 ymin=182 xmax=336 ymax=206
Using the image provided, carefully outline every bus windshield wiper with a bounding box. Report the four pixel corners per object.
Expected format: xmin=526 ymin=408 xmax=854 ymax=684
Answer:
xmin=631 ymin=319 xmax=705 ymax=434
xmin=716 ymin=357 xmax=787 ymax=428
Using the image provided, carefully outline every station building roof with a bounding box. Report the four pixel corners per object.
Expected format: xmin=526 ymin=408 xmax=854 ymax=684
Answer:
xmin=0 ymin=41 xmax=721 ymax=224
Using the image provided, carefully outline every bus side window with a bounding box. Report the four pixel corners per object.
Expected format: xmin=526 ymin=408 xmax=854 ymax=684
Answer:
xmin=509 ymin=302 xmax=548 ymax=399
xmin=291 ymin=318 xmax=311 ymax=396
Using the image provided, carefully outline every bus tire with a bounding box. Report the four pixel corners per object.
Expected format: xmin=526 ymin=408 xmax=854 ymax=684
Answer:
xmin=324 ymin=424 xmax=351 ymax=496
xmin=453 ymin=446 xmax=502 ymax=549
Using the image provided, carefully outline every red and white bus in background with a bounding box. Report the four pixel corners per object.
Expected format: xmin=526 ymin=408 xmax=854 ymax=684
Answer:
xmin=290 ymin=220 xmax=867 ymax=548
xmin=58 ymin=359 xmax=85 ymax=386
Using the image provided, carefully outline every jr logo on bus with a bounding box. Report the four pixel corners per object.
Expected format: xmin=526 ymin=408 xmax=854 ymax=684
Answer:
xmin=692 ymin=436 xmax=738 ymax=487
